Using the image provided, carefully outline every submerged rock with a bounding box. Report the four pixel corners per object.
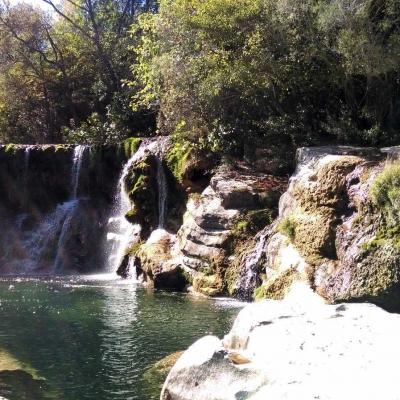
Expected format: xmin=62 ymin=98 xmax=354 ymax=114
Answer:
xmin=162 ymin=283 xmax=400 ymax=400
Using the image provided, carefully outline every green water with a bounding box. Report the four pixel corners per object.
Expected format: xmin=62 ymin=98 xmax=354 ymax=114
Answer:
xmin=0 ymin=274 xmax=242 ymax=400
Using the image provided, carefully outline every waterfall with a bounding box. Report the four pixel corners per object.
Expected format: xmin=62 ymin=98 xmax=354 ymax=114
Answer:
xmin=53 ymin=145 xmax=87 ymax=272
xmin=237 ymin=228 xmax=271 ymax=300
xmin=70 ymin=145 xmax=86 ymax=199
xmin=106 ymin=140 xmax=158 ymax=273
xmin=156 ymin=156 xmax=167 ymax=228
xmin=22 ymin=199 xmax=79 ymax=272
xmin=23 ymin=146 xmax=33 ymax=182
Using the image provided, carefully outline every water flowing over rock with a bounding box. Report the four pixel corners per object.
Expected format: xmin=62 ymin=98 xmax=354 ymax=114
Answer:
xmin=53 ymin=145 xmax=87 ymax=272
xmin=156 ymin=156 xmax=168 ymax=229
xmin=0 ymin=144 xmax=125 ymax=274
xmin=132 ymin=161 xmax=287 ymax=294
xmin=108 ymin=137 xmax=173 ymax=276
xmin=161 ymin=283 xmax=400 ymax=400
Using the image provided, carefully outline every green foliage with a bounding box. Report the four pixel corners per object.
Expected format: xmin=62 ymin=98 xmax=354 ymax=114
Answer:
xmin=166 ymin=129 xmax=194 ymax=182
xmin=131 ymin=0 xmax=400 ymax=153
xmin=370 ymin=163 xmax=400 ymax=226
xmin=123 ymin=137 xmax=142 ymax=157
xmin=278 ymin=217 xmax=297 ymax=241
xmin=0 ymin=0 xmax=156 ymax=144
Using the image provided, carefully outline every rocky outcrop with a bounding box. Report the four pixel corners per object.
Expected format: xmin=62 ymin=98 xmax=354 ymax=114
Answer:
xmin=251 ymin=146 xmax=400 ymax=310
xmin=161 ymin=283 xmax=400 ymax=400
xmin=133 ymin=162 xmax=286 ymax=295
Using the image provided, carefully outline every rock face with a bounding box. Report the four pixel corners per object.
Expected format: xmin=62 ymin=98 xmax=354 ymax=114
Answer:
xmin=132 ymin=161 xmax=286 ymax=294
xmin=252 ymin=146 xmax=400 ymax=310
xmin=161 ymin=283 xmax=400 ymax=400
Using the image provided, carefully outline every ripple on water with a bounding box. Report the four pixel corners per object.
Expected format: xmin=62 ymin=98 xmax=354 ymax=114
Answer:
xmin=0 ymin=276 xmax=243 ymax=400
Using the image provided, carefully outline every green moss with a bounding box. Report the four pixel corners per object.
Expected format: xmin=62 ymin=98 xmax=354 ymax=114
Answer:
xmin=125 ymin=240 xmax=144 ymax=256
xmin=253 ymin=269 xmax=297 ymax=301
xmin=166 ymin=140 xmax=193 ymax=183
xmin=125 ymin=208 xmax=138 ymax=223
xmin=232 ymin=209 xmax=274 ymax=238
xmin=123 ymin=137 xmax=142 ymax=157
xmin=278 ymin=216 xmax=297 ymax=241
xmin=129 ymin=174 xmax=147 ymax=196
xmin=5 ymin=144 xmax=17 ymax=153
xmin=54 ymin=144 xmax=69 ymax=152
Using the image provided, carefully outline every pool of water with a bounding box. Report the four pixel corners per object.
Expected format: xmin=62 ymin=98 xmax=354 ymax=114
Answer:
xmin=0 ymin=274 xmax=243 ymax=400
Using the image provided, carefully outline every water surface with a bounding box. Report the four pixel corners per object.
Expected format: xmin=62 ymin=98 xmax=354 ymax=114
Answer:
xmin=0 ymin=275 xmax=242 ymax=400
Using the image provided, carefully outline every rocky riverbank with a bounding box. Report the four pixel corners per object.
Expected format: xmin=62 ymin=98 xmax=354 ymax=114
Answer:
xmin=161 ymin=283 xmax=400 ymax=400
xmin=119 ymin=141 xmax=400 ymax=311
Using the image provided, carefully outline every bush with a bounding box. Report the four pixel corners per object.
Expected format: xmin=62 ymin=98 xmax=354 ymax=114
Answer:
xmin=278 ymin=216 xmax=297 ymax=241
xmin=370 ymin=163 xmax=400 ymax=226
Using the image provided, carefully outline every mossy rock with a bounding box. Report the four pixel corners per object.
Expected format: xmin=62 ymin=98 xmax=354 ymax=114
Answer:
xmin=142 ymin=351 xmax=183 ymax=396
xmin=193 ymin=273 xmax=224 ymax=297
xmin=123 ymin=137 xmax=142 ymax=157
xmin=253 ymin=269 xmax=298 ymax=301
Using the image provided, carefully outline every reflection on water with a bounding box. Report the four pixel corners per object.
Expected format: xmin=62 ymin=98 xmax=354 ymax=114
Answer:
xmin=0 ymin=275 xmax=242 ymax=400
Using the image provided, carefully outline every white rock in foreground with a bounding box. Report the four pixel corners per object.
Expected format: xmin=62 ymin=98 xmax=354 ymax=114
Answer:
xmin=161 ymin=283 xmax=400 ymax=400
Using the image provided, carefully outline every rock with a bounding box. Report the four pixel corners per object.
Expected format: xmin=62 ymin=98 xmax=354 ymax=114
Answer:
xmin=143 ymin=351 xmax=184 ymax=396
xmin=123 ymin=137 xmax=187 ymax=237
xmin=162 ymin=283 xmax=400 ymax=400
xmin=160 ymin=336 xmax=268 ymax=400
xmin=137 ymin=229 xmax=188 ymax=291
xmin=249 ymin=145 xmax=400 ymax=309
xmin=0 ymin=348 xmax=46 ymax=400
xmin=173 ymin=166 xmax=286 ymax=296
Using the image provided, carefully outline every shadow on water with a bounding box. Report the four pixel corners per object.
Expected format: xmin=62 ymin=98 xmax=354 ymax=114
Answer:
xmin=0 ymin=275 xmax=243 ymax=400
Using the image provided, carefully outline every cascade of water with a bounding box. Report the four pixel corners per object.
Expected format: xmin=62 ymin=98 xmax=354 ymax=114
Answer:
xmin=237 ymin=228 xmax=271 ymax=300
xmin=70 ymin=145 xmax=86 ymax=199
xmin=23 ymin=146 xmax=33 ymax=181
xmin=52 ymin=145 xmax=87 ymax=272
xmin=106 ymin=139 xmax=158 ymax=272
xmin=156 ymin=156 xmax=168 ymax=228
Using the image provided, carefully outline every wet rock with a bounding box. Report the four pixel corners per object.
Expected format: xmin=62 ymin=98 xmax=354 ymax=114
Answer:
xmin=136 ymin=229 xmax=188 ymax=291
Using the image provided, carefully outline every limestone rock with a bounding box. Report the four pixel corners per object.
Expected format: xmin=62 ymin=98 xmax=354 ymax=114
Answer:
xmin=162 ymin=283 xmax=400 ymax=400
xmin=250 ymin=145 xmax=400 ymax=309
xmin=160 ymin=336 xmax=268 ymax=400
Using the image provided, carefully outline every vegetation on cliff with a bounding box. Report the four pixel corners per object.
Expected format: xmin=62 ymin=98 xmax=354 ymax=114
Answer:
xmin=0 ymin=0 xmax=399 ymax=155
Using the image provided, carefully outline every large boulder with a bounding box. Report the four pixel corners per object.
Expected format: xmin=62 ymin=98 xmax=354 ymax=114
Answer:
xmin=161 ymin=283 xmax=400 ymax=400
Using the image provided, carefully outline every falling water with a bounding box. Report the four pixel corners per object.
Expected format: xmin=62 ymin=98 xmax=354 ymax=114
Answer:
xmin=237 ymin=227 xmax=271 ymax=300
xmin=53 ymin=145 xmax=87 ymax=272
xmin=70 ymin=145 xmax=86 ymax=199
xmin=156 ymin=156 xmax=167 ymax=228
xmin=106 ymin=140 xmax=158 ymax=273
xmin=22 ymin=199 xmax=79 ymax=272
xmin=23 ymin=146 xmax=33 ymax=182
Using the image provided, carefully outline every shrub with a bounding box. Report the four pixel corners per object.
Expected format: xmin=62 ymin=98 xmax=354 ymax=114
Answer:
xmin=370 ymin=163 xmax=400 ymax=226
xmin=123 ymin=137 xmax=142 ymax=158
xmin=278 ymin=216 xmax=297 ymax=241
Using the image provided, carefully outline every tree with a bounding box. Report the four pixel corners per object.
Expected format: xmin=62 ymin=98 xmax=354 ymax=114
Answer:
xmin=130 ymin=0 xmax=400 ymax=153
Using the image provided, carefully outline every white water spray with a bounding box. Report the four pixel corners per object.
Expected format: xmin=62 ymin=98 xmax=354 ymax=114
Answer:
xmin=106 ymin=140 xmax=158 ymax=273
xmin=156 ymin=156 xmax=167 ymax=228
xmin=238 ymin=228 xmax=271 ymax=299
xmin=53 ymin=145 xmax=87 ymax=272
xmin=70 ymin=145 xmax=86 ymax=199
